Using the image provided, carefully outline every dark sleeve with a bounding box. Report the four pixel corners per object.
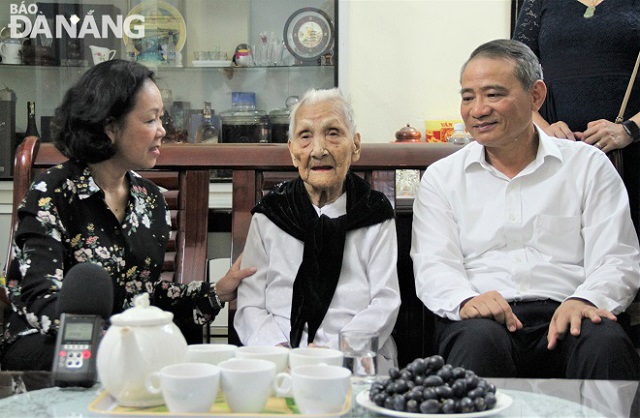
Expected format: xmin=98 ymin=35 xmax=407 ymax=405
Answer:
xmin=8 ymin=177 xmax=70 ymax=336
xmin=512 ymin=0 xmax=542 ymax=56
xmin=152 ymin=280 xmax=220 ymax=326
xmin=139 ymin=182 xmax=219 ymax=326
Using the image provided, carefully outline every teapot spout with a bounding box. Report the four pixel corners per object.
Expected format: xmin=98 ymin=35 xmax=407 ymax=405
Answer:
xmin=118 ymin=326 xmax=142 ymax=370
xmin=97 ymin=325 xmax=150 ymax=404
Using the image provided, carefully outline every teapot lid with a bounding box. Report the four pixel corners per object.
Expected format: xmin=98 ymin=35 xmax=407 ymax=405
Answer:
xmin=109 ymin=293 xmax=173 ymax=326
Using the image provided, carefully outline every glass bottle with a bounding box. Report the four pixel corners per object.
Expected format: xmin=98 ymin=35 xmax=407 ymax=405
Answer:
xmin=25 ymin=101 xmax=40 ymax=138
xmin=195 ymin=101 xmax=218 ymax=143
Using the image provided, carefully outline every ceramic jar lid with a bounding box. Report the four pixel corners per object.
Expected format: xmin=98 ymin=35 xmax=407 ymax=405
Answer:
xmin=395 ymin=123 xmax=422 ymax=142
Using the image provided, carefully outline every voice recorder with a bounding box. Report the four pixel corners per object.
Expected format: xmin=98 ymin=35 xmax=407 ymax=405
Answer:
xmin=52 ymin=313 xmax=104 ymax=388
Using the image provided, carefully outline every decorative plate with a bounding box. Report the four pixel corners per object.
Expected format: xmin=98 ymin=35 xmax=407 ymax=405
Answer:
xmin=283 ymin=7 xmax=334 ymax=62
xmin=356 ymin=390 xmax=513 ymax=418
xmin=124 ymin=0 xmax=187 ymax=54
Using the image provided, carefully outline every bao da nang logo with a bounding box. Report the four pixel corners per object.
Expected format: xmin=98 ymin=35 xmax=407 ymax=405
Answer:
xmin=8 ymin=2 xmax=145 ymax=39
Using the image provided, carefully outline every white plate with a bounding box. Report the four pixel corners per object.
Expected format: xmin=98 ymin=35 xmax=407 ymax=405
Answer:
xmin=356 ymin=390 xmax=513 ymax=418
xmin=192 ymin=60 xmax=232 ymax=67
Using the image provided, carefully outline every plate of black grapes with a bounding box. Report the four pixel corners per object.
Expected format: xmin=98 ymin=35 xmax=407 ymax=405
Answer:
xmin=356 ymin=355 xmax=513 ymax=417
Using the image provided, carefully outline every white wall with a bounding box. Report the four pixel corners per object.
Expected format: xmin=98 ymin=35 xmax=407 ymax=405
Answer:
xmin=0 ymin=0 xmax=513 ymax=272
xmin=340 ymin=0 xmax=512 ymax=143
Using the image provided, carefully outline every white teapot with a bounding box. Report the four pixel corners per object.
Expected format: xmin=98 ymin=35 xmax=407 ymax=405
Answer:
xmin=96 ymin=293 xmax=188 ymax=407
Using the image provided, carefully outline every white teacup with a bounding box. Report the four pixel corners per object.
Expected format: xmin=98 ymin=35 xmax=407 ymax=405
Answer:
xmin=89 ymin=45 xmax=116 ymax=65
xmin=289 ymin=347 xmax=344 ymax=370
xmin=145 ymin=362 xmax=220 ymax=413
xmin=235 ymin=345 xmax=289 ymax=373
xmin=184 ymin=343 xmax=237 ymax=365
xmin=275 ymin=364 xmax=351 ymax=414
xmin=219 ymin=358 xmax=276 ymax=413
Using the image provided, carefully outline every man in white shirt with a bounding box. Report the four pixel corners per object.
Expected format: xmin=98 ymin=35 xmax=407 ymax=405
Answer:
xmin=411 ymin=39 xmax=640 ymax=379
xmin=235 ymin=88 xmax=401 ymax=373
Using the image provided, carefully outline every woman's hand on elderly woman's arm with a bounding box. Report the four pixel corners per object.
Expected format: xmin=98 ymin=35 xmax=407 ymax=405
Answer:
xmin=214 ymin=255 xmax=257 ymax=303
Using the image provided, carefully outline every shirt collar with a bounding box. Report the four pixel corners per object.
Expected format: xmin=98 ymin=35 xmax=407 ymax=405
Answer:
xmin=68 ymin=160 xmax=144 ymax=201
xmin=312 ymin=192 xmax=347 ymax=217
xmin=463 ymin=124 xmax=564 ymax=175
xmin=68 ymin=161 xmax=101 ymax=200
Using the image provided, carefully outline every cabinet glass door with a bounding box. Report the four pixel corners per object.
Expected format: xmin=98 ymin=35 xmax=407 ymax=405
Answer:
xmin=0 ymin=0 xmax=337 ymax=150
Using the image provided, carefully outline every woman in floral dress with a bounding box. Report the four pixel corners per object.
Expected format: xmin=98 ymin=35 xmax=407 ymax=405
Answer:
xmin=0 ymin=60 xmax=255 ymax=370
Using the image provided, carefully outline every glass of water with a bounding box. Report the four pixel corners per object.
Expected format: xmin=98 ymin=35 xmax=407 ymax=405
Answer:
xmin=339 ymin=330 xmax=379 ymax=384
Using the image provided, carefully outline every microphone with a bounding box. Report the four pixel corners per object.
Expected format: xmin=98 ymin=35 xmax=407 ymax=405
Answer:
xmin=52 ymin=262 xmax=113 ymax=388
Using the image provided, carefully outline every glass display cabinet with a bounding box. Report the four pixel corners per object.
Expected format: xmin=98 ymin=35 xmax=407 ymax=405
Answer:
xmin=0 ymin=0 xmax=338 ymax=177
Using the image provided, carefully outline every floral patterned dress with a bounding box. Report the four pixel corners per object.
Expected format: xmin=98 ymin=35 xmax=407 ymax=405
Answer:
xmin=513 ymin=0 xmax=640 ymax=234
xmin=2 ymin=159 xmax=216 ymax=348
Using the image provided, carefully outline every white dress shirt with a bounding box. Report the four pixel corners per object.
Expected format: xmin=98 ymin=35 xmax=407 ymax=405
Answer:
xmin=236 ymin=192 xmax=401 ymax=371
xmin=411 ymin=127 xmax=640 ymax=321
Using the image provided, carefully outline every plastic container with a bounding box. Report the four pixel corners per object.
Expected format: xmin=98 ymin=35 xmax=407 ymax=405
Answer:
xmin=448 ymin=123 xmax=470 ymax=145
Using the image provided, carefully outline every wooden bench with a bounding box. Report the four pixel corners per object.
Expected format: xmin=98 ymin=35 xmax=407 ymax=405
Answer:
xmin=222 ymin=142 xmax=458 ymax=367
xmin=5 ymin=139 xmax=459 ymax=365
xmin=5 ymin=136 xmax=211 ymax=343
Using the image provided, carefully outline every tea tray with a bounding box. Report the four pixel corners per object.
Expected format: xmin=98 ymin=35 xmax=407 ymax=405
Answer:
xmin=88 ymin=390 xmax=351 ymax=417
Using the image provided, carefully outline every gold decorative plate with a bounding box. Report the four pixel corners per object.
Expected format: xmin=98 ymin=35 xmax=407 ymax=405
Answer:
xmin=124 ymin=0 xmax=186 ymax=54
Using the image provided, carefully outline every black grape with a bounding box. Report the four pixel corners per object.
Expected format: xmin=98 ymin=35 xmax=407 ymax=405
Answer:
xmin=367 ymin=355 xmax=500 ymax=414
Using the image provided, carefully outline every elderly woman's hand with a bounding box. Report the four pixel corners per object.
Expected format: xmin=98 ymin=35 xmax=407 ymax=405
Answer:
xmin=214 ymin=255 xmax=256 ymax=303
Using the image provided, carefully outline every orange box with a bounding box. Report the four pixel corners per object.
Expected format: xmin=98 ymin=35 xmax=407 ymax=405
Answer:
xmin=425 ymin=120 xmax=463 ymax=143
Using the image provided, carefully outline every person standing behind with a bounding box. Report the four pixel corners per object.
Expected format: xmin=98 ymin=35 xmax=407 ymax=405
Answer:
xmin=513 ymin=0 xmax=640 ymax=232
xmin=1 ymin=60 xmax=255 ymax=371
xmin=411 ymin=39 xmax=640 ymax=379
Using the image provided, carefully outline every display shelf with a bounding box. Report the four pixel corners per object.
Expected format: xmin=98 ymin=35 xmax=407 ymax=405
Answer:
xmin=0 ymin=63 xmax=335 ymax=71
xmin=0 ymin=0 xmax=337 ymax=144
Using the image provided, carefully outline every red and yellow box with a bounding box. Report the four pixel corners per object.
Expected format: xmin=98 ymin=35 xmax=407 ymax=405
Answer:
xmin=425 ymin=120 xmax=463 ymax=143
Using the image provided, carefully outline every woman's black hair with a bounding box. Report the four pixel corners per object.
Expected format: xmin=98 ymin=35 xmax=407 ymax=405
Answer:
xmin=50 ymin=59 xmax=156 ymax=163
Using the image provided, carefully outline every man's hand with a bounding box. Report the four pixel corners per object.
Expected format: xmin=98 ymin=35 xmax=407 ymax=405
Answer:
xmin=459 ymin=290 xmax=523 ymax=332
xmin=214 ymin=254 xmax=257 ymax=303
xmin=547 ymin=298 xmax=617 ymax=350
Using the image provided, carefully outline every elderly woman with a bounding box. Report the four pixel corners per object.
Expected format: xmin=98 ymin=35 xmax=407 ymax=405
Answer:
xmin=234 ymin=88 xmax=401 ymax=372
xmin=1 ymin=60 xmax=254 ymax=371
